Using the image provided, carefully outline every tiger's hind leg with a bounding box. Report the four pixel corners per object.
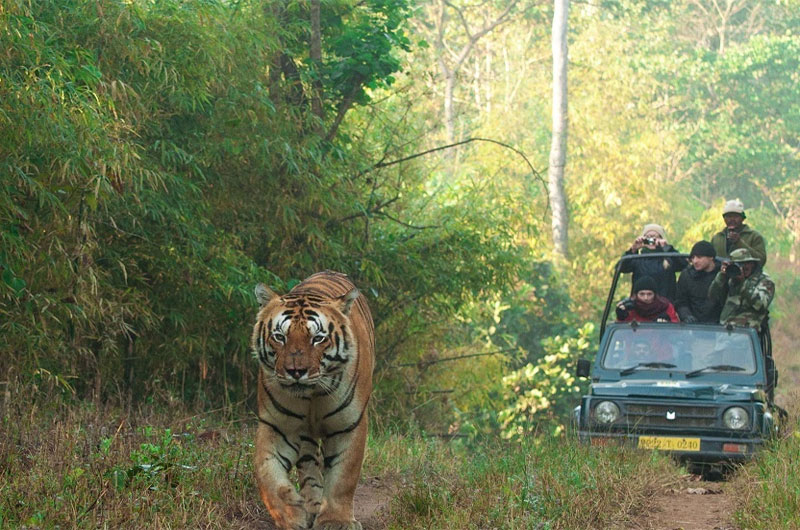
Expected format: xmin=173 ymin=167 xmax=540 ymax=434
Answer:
xmin=297 ymin=437 xmax=324 ymax=524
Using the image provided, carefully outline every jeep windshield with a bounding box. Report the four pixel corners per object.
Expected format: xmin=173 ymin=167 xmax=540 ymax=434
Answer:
xmin=601 ymin=326 xmax=757 ymax=375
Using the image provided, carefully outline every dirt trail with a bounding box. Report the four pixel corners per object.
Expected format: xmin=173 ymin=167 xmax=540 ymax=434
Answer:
xmin=251 ymin=472 xmax=741 ymax=530
xmin=629 ymin=474 xmax=737 ymax=530
xmin=251 ymin=475 xmax=396 ymax=530
xmin=353 ymin=476 xmax=397 ymax=529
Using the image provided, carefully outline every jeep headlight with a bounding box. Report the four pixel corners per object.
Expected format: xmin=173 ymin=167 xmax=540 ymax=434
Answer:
xmin=723 ymin=407 xmax=750 ymax=430
xmin=594 ymin=401 xmax=620 ymax=424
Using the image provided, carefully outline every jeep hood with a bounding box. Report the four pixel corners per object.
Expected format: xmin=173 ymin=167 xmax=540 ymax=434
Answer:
xmin=591 ymin=379 xmax=762 ymax=401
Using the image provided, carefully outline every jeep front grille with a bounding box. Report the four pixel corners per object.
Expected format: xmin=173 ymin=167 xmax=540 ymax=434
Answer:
xmin=624 ymin=403 xmax=718 ymax=428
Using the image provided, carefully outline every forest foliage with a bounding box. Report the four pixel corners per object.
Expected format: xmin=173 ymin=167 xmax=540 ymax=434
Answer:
xmin=1 ymin=0 xmax=799 ymax=438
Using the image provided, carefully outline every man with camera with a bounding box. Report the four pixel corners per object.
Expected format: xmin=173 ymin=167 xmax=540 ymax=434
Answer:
xmin=710 ymin=199 xmax=767 ymax=266
xmin=621 ymin=224 xmax=687 ymax=301
xmin=674 ymin=241 xmax=722 ymax=323
xmin=708 ymin=248 xmax=774 ymax=331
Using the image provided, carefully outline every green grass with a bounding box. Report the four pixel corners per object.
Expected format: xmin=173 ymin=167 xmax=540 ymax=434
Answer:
xmin=366 ymin=431 xmax=680 ymax=529
xmin=729 ymin=402 xmax=800 ymax=529
xmin=0 ymin=395 xmax=263 ymax=528
xmin=9 ymin=386 xmax=799 ymax=530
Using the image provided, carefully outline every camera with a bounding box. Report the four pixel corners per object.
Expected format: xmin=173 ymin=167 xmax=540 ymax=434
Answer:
xmin=622 ymin=298 xmax=636 ymax=310
xmin=643 ymin=237 xmax=657 ymax=245
xmin=725 ymin=262 xmax=741 ymax=277
xmin=616 ymin=298 xmax=636 ymax=320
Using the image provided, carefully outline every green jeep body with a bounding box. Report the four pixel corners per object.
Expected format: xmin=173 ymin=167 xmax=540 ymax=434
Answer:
xmin=575 ymin=322 xmax=778 ymax=463
xmin=574 ymin=253 xmax=781 ymax=464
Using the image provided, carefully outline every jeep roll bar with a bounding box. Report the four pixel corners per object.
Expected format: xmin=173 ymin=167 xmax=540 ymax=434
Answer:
xmin=599 ymin=252 xmax=773 ymax=358
xmin=599 ymin=252 xmax=691 ymax=342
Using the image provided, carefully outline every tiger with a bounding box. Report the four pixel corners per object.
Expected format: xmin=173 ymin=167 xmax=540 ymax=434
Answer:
xmin=251 ymin=271 xmax=375 ymax=530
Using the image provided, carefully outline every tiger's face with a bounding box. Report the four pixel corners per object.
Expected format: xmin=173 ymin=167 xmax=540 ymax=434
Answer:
xmin=252 ymin=283 xmax=359 ymax=395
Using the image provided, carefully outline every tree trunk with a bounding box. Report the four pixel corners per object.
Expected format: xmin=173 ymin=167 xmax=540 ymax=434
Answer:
xmin=548 ymin=0 xmax=569 ymax=259
xmin=310 ymin=0 xmax=324 ymax=122
xmin=443 ymin=70 xmax=456 ymax=144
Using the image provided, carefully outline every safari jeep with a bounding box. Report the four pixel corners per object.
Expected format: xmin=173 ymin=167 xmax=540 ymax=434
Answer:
xmin=574 ymin=253 xmax=782 ymax=468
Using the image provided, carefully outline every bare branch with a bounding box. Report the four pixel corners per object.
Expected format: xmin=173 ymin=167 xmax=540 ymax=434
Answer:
xmin=326 ymin=195 xmax=400 ymax=226
xmin=389 ymin=348 xmax=516 ymax=368
xmin=360 ymin=137 xmax=548 ymax=195
xmin=373 ymin=211 xmax=439 ymax=231
xmin=443 ymin=0 xmax=519 ymax=70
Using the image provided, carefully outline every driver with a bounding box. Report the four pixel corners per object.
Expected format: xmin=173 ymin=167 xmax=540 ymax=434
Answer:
xmin=619 ymin=332 xmax=675 ymax=366
xmin=623 ymin=338 xmax=651 ymax=364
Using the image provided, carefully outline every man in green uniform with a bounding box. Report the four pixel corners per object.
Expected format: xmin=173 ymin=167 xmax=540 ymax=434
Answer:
xmin=708 ymin=247 xmax=777 ymax=399
xmin=710 ymin=199 xmax=767 ymax=266
xmin=708 ymin=248 xmax=774 ymax=330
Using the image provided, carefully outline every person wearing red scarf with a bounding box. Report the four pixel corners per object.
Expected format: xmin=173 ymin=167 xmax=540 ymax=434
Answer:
xmin=615 ymin=276 xmax=679 ymax=323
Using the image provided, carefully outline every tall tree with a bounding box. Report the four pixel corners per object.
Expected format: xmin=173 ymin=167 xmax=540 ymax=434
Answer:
xmin=678 ymin=0 xmax=766 ymax=54
xmin=423 ymin=0 xmax=518 ymax=145
xmin=266 ymin=0 xmax=411 ymax=142
xmin=548 ymin=0 xmax=569 ymax=259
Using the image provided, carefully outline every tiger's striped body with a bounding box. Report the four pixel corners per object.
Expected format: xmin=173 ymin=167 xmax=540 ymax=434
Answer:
xmin=251 ymin=271 xmax=374 ymax=530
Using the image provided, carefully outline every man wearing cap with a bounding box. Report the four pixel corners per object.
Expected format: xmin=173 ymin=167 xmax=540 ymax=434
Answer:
xmin=708 ymin=248 xmax=774 ymax=330
xmin=711 ymin=199 xmax=767 ymax=266
xmin=674 ymin=241 xmax=723 ymax=323
xmin=621 ymin=223 xmax=687 ymax=301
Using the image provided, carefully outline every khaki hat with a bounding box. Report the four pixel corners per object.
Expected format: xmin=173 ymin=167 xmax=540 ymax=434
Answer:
xmin=640 ymin=223 xmax=666 ymax=239
xmin=722 ymin=199 xmax=746 ymax=217
xmin=729 ymin=248 xmax=760 ymax=263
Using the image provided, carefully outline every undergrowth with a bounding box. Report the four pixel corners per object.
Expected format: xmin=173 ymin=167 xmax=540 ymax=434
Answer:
xmin=1 ymin=385 xmax=685 ymax=529
xmin=0 ymin=392 xmax=262 ymax=528
xmin=729 ymin=392 xmax=800 ymax=529
xmin=369 ymin=430 xmax=678 ymax=529
xmin=5 ymin=384 xmax=798 ymax=530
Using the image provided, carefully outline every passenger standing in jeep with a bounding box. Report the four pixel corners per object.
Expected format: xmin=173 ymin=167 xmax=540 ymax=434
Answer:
xmin=620 ymin=224 xmax=687 ymax=301
xmin=710 ymin=199 xmax=767 ymax=266
xmin=708 ymin=248 xmax=775 ymax=330
xmin=615 ymin=276 xmax=679 ymax=323
xmin=675 ymin=241 xmax=723 ymax=323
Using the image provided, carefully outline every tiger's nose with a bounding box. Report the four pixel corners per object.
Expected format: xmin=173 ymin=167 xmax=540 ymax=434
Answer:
xmin=286 ymin=368 xmax=307 ymax=380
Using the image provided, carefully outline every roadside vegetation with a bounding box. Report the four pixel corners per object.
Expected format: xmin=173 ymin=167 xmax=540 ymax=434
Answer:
xmin=729 ymin=396 xmax=800 ymax=529
xmin=371 ymin=430 xmax=678 ymax=529
xmin=2 ymin=383 xmax=684 ymax=529
xmin=5 ymin=384 xmax=800 ymax=529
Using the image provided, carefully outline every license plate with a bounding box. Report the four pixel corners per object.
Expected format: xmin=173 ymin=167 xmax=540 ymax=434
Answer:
xmin=637 ymin=436 xmax=700 ymax=451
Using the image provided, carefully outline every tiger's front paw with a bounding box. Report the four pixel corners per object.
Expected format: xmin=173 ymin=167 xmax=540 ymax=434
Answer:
xmin=269 ymin=486 xmax=313 ymax=530
xmin=312 ymin=521 xmax=362 ymax=530
xmin=271 ymin=508 xmax=312 ymax=530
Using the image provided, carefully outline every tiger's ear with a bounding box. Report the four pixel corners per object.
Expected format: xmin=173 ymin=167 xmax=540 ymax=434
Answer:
xmin=254 ymin=283 xmax=278 ymax=307
xmin=335 ymin=288 xmax=360 ymax=316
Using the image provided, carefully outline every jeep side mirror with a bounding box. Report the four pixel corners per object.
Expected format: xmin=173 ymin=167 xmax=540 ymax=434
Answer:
xmin=576 ymin=358 xmax=592 ymax=378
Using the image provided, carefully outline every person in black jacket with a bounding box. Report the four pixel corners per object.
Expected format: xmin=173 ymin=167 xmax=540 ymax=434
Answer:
xmin=674 ymin=240 xmax=722 ymax=323
xmin=620 ymin=224 xmax=687 ymax=302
